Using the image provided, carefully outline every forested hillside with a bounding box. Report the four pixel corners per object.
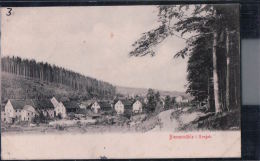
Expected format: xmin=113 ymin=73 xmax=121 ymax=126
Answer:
xmin=1 ymin=56 xmax=116 ymax=101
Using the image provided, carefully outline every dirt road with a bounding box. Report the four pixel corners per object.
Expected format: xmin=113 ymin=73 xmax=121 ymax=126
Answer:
xmin=150 ymin=109 xmax=179 ymax=132
xmin=149 ymin=108 xmax=204 ymax=132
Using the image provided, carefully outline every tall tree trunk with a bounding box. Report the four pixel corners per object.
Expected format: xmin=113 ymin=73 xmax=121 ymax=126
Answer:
xmin=207 ymin=73 xmax=211 ymax=112
xmin=234 ymin=69 xmax=238 ymax=106
xmin=225 ymin=28 xmax=230 ymax=111
xmin=213 ymin=31 xmax=221 ymax=113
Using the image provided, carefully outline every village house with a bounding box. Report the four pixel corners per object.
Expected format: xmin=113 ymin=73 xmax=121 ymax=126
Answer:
xmin=80 ymin=100 xmax=96 ymax=111
xmin=132 ymin=100 xmax=143 ymax=113
xmin=182 ymin=99 xmax=189 ymax=103
xmin=160 ymin=98 xmax=165 ymax=108
xmin=114 ymin=100 xmax=124 ymax=114
xmin=99 ymin=101 xmax=112 ymax=112
xmin=50 ymin=97 xmax=67 ymax=118
xmin=84 ymin=100 xmax=113 ymax=114
xmin=58 ymin=102 xmax=67 ymax=118
xmin=176 ymin=96 xmax=189 ymax=104
xmin=84 ymin=100 xmax=96 ymax=107
xmin=3 ymin=99 xmax=37 ymax=123
xmin=91 ymin=101 xmax=101 ymax=114
xmin=64 ymin=101 xmax=80 ymax=113
xmin=79 ymin=104 xmax=87 ymax=109
xmin=114 ymin=100 xmax=133 ymax=115
xmin=3 ymin=100 xmax=15 ymax=123
xmin=1 ymin=110 xmax=8 ymax=122
xmin=32 ymin=99 xmax=55 ymax=118
xmin=175 ymin=96 xmax=183 ymax=103
xmin=74 ymin=108 xmax=87 ymax=118
xmin=21 ymin=105 xmax=36 ymax=122
xmin=2 ymin=98 xmax=67 ymax=123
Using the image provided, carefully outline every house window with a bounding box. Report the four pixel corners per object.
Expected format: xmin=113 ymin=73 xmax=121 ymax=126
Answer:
xmin=4 ymin=118 xmax=6 ymax=121
xmin=16 ymin=110 xmax=17 ymax=112
xmin=28 ymin=113 xmax=29 ymax=116
xmin=28 ymin=118 xmax=29 ymax=120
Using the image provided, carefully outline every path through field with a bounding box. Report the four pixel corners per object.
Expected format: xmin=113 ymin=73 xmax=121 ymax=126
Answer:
xmin=149 ymin=108 xmax=204 ymax=132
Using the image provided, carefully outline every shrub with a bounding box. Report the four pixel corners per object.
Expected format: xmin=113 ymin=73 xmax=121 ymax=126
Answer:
xmin=55 ymin=125 xmax=64 ymax=131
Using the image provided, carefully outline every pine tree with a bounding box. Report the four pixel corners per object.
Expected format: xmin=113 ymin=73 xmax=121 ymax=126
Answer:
xmin=1 ymin=56 xmax=116 ymax=99
xmin=129 ymin=5 xmax=239 ymax=113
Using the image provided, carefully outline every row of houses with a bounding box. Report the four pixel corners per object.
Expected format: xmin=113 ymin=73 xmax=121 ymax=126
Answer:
xmin=1 ymin=97 xmax=66 ymax=123
xmin=73 ymin=99 xmax=143 ymax=115
xmin=143 ymin=96 xmax=191 ymax=105
xmin=1 ymin=97 xmax=144 ymax=124
xmin=87 ymin=99 xmax=143 ymax=114
xmin=1 ymin=95 xmax=190 ymax=124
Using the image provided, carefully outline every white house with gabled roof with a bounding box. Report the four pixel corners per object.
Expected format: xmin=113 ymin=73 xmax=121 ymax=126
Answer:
xmin=51 ymin=97 xmax=66 ymax=118
xmin=3 ymin=99 xmax=36 ymax=123
xmin=132 ymin=100 xmax=142 ymax=113
xmin=91 ymin=101 xmax=101 ymax=114
xmin=114 ymin=100 xmax=124 ymax=114
xmin=21 ymin=105 xmax=36 ymax=122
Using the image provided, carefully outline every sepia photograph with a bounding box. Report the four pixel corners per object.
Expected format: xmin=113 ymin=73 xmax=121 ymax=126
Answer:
xmin=1 ymin=4 xmax=241 ymax=159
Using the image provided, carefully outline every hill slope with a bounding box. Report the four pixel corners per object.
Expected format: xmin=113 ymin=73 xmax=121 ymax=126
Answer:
xmin=1 ymin=56 xmax=116 ymax=98
xmin=1 ymin=72 xmax=113 ymax=104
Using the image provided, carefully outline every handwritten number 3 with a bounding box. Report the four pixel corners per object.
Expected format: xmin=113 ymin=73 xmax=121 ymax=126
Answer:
xmin=6 ymin=8 xmax=12 ymax=16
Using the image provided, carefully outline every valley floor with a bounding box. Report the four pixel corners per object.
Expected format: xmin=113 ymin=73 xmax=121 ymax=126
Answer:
xmin=1 ymin=107 xmax=240 ymax=135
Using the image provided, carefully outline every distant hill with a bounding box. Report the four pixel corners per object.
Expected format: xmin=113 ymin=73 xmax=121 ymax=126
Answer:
xmin=116 ymin=86 xmax=189 ymax=98
xmin=1 ymin=56 xmax=116 ymax=99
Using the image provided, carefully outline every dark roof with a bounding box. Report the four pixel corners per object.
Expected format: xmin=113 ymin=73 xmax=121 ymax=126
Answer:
xmin=63 ymin=101 xmax=80 ymax=109
xmin=133 ymin=99 xmax=145 ymax=105
xmin=75 ymin=108 xmax=87 ymax=114
xmin=32 ymin=99 xmax=54 ymax=109
xmin=116 ymin=99 xmax=135 ymax=108
xmin=98 ymin=101 xmax=111 ymax=110
xmin=9 ymin=99 xmax=35 ymax=109
xmin=81 ymin=100 xmax=96 ymax=106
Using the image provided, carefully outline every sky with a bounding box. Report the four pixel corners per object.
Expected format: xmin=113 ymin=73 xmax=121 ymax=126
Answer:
xmin=1 ymin=6 xmax=188 ymax=92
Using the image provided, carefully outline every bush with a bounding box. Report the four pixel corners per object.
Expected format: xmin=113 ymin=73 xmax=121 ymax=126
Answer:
xmin=33 ymin=111 xmax=49 ymax=124
xmin=76 ymin=121 xmax=82 ymax=127
xmin=55 ymin=125 xmax=65 ymax=131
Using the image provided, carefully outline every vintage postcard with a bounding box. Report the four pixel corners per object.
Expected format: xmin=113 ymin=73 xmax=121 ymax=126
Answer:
xmin=1 ymin=4 xmax=241 ymax=159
